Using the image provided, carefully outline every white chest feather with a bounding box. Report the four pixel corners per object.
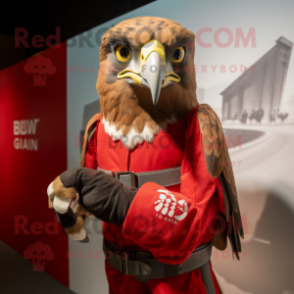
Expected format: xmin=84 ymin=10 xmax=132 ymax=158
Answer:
xmin=102 ymin=118 xmax=161 ymax=150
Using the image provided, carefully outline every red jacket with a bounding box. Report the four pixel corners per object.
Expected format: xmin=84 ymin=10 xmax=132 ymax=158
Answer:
xmin=83 ymin=106 xmax=223 ymax=294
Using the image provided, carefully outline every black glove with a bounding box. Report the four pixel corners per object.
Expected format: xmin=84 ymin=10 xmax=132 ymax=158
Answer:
xmin=59 ymin=167 xmax=138 ymax=226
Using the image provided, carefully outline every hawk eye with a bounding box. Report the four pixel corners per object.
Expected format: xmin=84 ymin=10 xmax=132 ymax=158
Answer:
xmin=172 ymin=47 xmax=185 ymax=64
xmin=116 ymin=45 xmax=131 ymax=62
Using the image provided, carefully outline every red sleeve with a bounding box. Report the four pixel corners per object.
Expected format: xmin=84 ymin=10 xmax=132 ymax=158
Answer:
xmin=122 ymin=108 xmax=221 ymax=264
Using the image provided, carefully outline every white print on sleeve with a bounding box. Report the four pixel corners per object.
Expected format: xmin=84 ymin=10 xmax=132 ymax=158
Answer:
xmin=154 ymin=189 xmax=188 ymax=222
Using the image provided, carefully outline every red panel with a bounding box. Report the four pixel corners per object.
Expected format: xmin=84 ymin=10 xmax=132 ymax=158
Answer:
xmin=0 ymin=43 xmax=68 ymax=287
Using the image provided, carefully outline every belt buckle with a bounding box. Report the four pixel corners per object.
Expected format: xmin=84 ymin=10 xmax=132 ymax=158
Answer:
xmin=113 ymin=171 xmax=136 ymax=187
xmin=119 ymin=251 xmax=129 ymax=275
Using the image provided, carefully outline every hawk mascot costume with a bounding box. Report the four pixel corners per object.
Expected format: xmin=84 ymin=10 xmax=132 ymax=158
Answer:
xmin=47 ymin=16 xmax=243 ymax=294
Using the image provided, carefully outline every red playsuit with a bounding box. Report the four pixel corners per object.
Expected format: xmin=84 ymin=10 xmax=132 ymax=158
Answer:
xmin=83 ymin=106 xmax=224 ymax=294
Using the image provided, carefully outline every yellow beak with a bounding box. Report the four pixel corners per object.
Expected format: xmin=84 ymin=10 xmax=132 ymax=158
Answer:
xmin=117 ymin=40 xmax=181 ymax=105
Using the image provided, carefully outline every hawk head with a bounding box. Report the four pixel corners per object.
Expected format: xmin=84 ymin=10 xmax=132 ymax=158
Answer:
xmin=97 ymin=16 xmax=198 ymax=149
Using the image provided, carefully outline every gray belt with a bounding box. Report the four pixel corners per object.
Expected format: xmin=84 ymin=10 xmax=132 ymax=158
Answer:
xmin=103 ymin=239 xmax=214 ymax=283
xmin=99 ymin=166 xmax=216 ymax=294
xmin=97 ymin=166 xmax=181 ymax=188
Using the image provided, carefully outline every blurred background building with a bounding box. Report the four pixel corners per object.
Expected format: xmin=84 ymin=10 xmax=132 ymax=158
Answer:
xmin=221 ymin=37 xmax=292 ymax=122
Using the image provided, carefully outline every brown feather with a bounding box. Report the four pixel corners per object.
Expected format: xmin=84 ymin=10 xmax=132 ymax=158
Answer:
xmin=197 ymin=104 xmax=243 ymax=253
xmin=212 ymin=218 xmax=228 ymax=251
xmin=48 ymin=198 xmax=53 ymax=209
xmin=197 ymin=104 xmax=237 ymax=196
xmin=80 ymin=113 xmax=100 ymax=167
xmin=97 ymin=16 xmax=198 ymax=138
xmin=52 ymin=176 xmax=76 ymax=199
